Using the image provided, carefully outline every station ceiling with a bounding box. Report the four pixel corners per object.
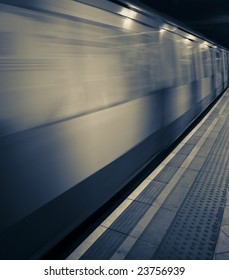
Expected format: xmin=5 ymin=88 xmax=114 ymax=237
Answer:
xmin=137 ymin=0 xmax=229 ymax=49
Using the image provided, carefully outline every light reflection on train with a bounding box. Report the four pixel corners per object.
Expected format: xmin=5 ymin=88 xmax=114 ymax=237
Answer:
xmin=0 ymin=0 xmax=228 ymax=259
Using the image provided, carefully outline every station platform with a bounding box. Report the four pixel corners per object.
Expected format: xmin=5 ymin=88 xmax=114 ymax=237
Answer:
xmin=67 ymin=89 xmax=229 ymax=260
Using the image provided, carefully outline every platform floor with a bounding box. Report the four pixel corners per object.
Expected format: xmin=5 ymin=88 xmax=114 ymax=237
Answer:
xmin=67 ymin=89 xmax=229 ymax=260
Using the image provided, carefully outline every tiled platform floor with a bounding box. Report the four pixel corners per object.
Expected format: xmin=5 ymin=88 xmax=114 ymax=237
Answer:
xmin=214 ymin=191 xmax=229 ymax=259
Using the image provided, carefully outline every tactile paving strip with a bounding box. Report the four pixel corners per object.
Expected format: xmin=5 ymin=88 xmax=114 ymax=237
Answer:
xmin=79 ymin=201 xmax=152 ymax=259
xmin=153 ymin=114 xmax=229 ymax=260
xmin=135 ymin=180 xmax=167 ymax=205
xmin=186 ymin=135 xmax=202 ymax=145
xmin=80 ymin=229 xmax=127 ymax=260
xmin=154 ymin=166 xmax=178 ymax=183
xmin=167 ymin=154 xmax=187 ymax=168
xmin=108 ymin=200 xmax=151 ymax=234
xmin=177 ymin=143 xmax=195 ymax=155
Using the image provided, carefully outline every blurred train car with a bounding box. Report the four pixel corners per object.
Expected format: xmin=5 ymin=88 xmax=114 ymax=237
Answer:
xmin=0 ymin=0 xmax=228 ymax=259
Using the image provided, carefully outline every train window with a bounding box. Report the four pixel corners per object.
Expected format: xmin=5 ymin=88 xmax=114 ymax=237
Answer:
xmin=223 ymin=51 xmax=229 ymax=83
xmin=223 ymin=52 xmax=228 ymax=77
xmin=193 ymin=44 xmax=202 ymax=80
xmin=226 ymin=53 xmax=229 ymax=77
xmin=121 ymin=29 xmax=161 ymax=96
xmin=174 ymin=35 xmax=193 ymax=85
xmin=201 ymin=48 xmax=212 ymax=77
xmin=215 ymin=51 xmax=223 ymax=72
xmin=159 ymin=31 xmax=177 ymax=87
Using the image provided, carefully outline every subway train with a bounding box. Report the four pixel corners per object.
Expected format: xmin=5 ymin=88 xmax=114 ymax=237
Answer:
xmin=0 ymin=0 xmax=228 ymax=259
